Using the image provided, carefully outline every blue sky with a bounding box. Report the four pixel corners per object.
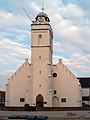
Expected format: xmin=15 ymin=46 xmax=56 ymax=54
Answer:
xmin=0 ymin=0 xmax=90 ymax=90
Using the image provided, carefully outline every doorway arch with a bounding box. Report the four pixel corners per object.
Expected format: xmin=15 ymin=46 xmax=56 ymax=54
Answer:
xmin=52 ymin=96 xmax=59 ymax=107
xmin=36 ymin=94 xmax=44 ymax=107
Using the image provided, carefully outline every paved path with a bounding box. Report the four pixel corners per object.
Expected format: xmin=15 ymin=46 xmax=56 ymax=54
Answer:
xmin=0 ymin=111 xmax=90 ymax=118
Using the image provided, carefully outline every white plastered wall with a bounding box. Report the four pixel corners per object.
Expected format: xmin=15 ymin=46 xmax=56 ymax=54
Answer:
xmin=52 ymin=60 xmax=82 ymax=107
xmin=5 ymin=60 xmax=32 ymax=106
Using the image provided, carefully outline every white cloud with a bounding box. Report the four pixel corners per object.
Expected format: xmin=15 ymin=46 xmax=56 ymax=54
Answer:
xmin=0 ymin=9 xmax=31 ymax=90
xmin=62 ymin=3 xmax=84 ymax=18
xmin=0 ymin=11 xmax=30 ymax=29
xmin=0 ymin=39 xmax=31 ymax=66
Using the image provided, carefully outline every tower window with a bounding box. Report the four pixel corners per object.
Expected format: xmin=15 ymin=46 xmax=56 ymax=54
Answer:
xmin=39 ymin=70 xmax=41 ymax=74
xmin=54 ymin=90 xmax=57 ymax=94
xmin=39 ymin=34 xmax=42 ymax=38
xmin=39 ymin=56 xmax=41 ymax=59
xmin=38 ymin=34 xmax=42 ymax=45
xmin=39 ymin=84 xmax=41 ymax=87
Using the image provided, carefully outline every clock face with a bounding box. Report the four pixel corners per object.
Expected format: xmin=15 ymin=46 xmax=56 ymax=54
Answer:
xmin=38 ymin=17 xmax=44 ymax=22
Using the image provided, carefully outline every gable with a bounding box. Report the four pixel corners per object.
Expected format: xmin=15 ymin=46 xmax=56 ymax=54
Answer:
xmin=8 ymin=60 xmax=30 ymax=82
xmin=52 ymin=61 xmax=78 ymax=82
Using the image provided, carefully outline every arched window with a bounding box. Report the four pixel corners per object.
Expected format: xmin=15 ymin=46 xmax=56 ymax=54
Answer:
xmin=38 ymin=34 xmax=42 ymax=45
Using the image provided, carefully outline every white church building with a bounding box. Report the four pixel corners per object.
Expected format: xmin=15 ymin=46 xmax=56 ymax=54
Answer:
xmin=5 ymin=11 xmax=82 ymax=107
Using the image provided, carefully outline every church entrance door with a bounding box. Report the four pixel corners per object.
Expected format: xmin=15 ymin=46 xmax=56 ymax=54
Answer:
xmin=52 ymin=96 xmax=59 ymax=107
xmin=36 ymin=94 xmax=44 ymax=107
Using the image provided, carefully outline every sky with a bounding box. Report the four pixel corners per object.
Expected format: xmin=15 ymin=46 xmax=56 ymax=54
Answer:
xmin=0 ymin=0 xmax=90 ymax=91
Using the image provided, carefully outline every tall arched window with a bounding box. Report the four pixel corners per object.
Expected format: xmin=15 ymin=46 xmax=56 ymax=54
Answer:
xmin=38 ymin=34 xmax=42 ymax=45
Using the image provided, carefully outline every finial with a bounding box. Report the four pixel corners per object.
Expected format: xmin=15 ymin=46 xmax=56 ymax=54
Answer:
xmin=41 ymin=1 xmax=44 ymax=13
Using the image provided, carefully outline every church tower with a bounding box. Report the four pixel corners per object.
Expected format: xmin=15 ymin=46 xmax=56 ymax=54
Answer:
xmin=31 ymin=11 xmax=53 ymax=107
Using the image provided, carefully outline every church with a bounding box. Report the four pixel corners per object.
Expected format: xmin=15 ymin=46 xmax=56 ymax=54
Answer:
xmin=5 ymin=11 xmax=82 ymax=107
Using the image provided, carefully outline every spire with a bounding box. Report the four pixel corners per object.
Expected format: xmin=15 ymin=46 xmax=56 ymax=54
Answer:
xmin=41 ymin=1 xmax=44 ymax=13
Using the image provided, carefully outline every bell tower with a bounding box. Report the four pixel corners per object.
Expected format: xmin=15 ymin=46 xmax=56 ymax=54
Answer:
xmin=31 ymin=11 xmax=53 ymax=107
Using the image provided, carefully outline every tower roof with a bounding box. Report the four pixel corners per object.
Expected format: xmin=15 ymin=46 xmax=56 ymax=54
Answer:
xmin=35 ymin=12 xmax=50 ymax=22
xmin=36 ymin=12 xmax=48 ymax=18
